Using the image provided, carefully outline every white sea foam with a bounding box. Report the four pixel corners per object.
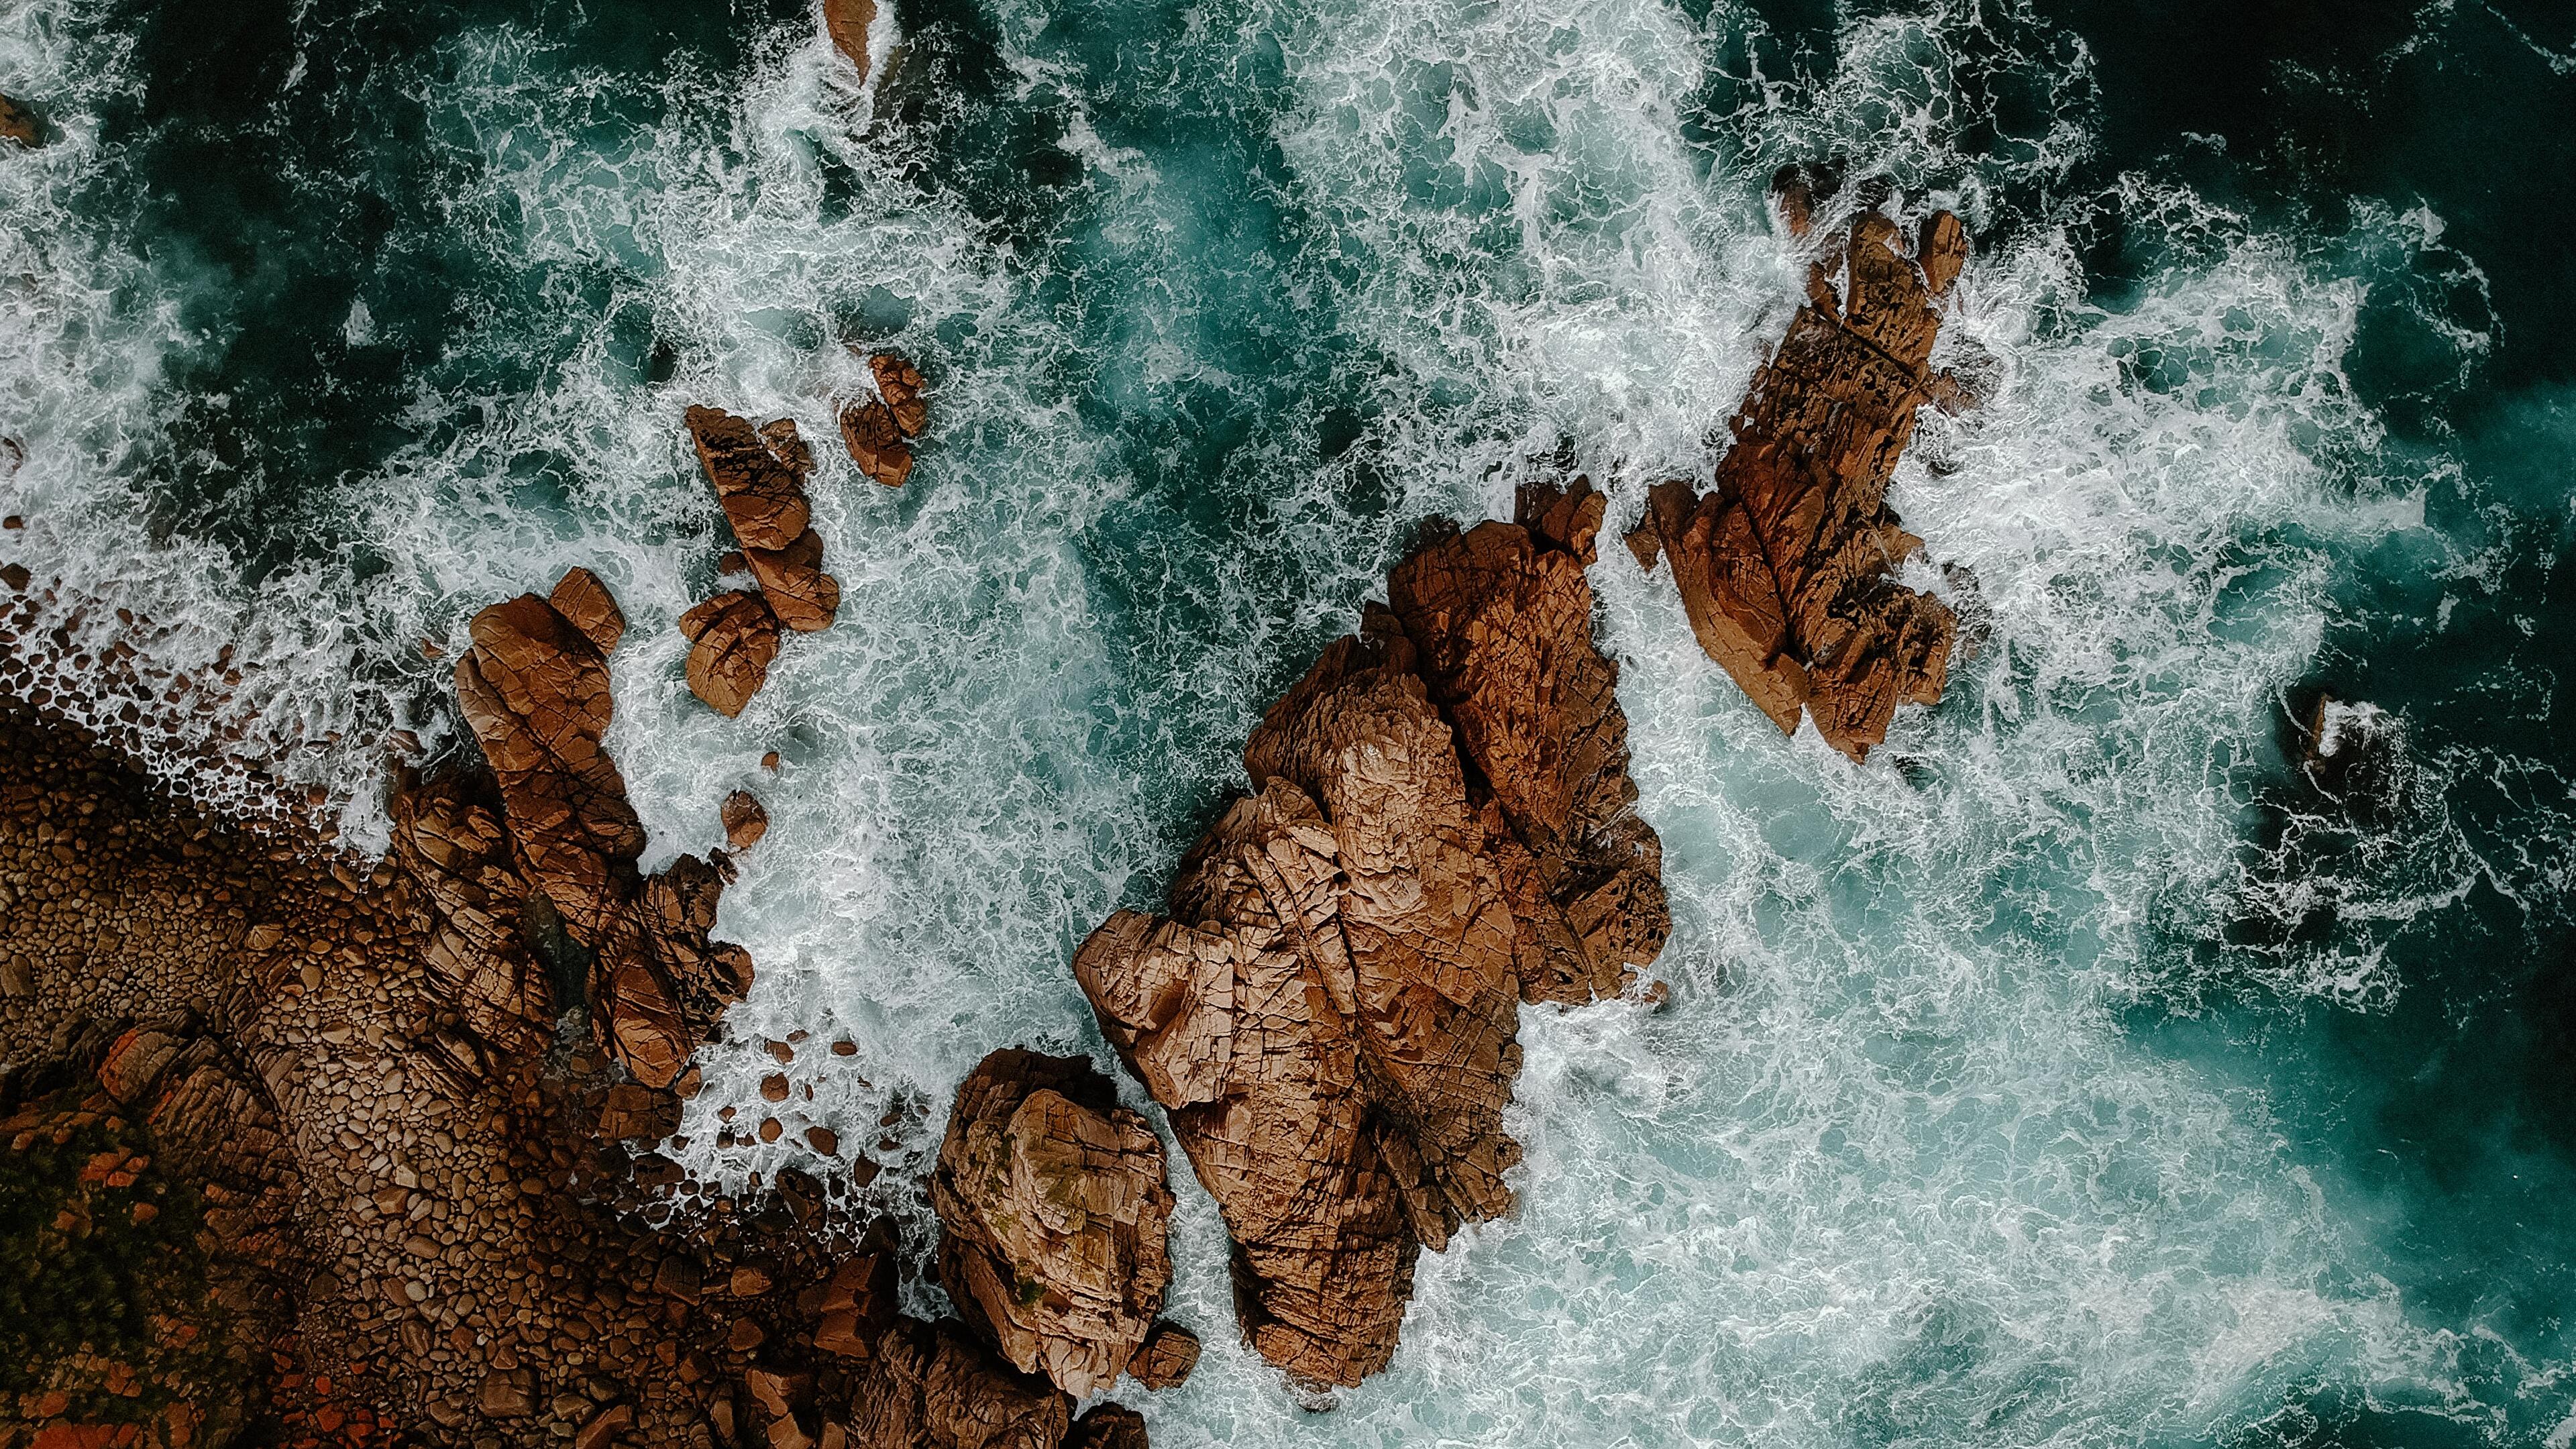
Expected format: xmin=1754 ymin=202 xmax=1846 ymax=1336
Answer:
xmin=3 ymin=0 xmax=2569 ymax=1443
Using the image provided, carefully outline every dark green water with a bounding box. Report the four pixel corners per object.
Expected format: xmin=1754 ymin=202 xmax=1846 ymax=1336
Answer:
xmin=5 ymin=1 xmax=2576 ymax=1444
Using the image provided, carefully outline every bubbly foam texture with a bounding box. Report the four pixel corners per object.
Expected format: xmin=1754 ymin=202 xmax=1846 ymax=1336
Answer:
xmin=6 ymin=0 xmax=2570 ymax=1441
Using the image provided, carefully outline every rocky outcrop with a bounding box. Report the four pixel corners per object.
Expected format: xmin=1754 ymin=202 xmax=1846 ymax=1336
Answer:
xmin=680 ymin=590 xmax=782 ymax=719
xmin=840 ymin=352 xmax=927 ymax=489
xmin=1071 ymin=478 xmax=1665 ymax=1389
xmin=453 ymin=568 xmax=754 ymax=1089
xmin=1126 ymin=1324 xmax=1199 ymax=1391
xmin=1387 ymin=480 xmax=1669 ymax=1004
xmin=1626 ymin=199 xmax=1968 ymax=761
xmin=688 ymin=407 xmax=842 ymax=635
xmin=822 ymin=0 xmax=877 ymax=85
xmin=680 ymin=408 xmax=841 ymax=716
xmin=931 ymin=1049 xmax=1176 ymax=1397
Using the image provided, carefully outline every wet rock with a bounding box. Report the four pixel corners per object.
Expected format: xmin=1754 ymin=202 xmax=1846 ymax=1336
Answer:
xmin=1066 ymin=1405 xmax=1148 ymax=1449
xmin=0 ymin=92 xmax=41 ymax=148
xmin=454 ymin=578 xmax=643 ymax=938
xmin=847 ymin=1318 xmax=1073 ymax=1449
xmin=813 ymin=1241 xmax=900 ymax=1360
xmin=689 ymin=408 xmax=841 ymax=633
xmin=871 ymin=353 xmax=929 ymax=437
xmin=1627 ymin=209 xmax=1967 ymax=761
xmin=551 ymin=566 xmax=629 ymax=654
xmin=932 ymin=1049 xmax=1175 ymax=1397
xmin=1126 ymin=1323 xmax=1199 ymax=1391
xmin=1387 ymin=479 xmax=1670 ymax=1004
xmin=823 ymin=0 xmax=877 ymax=83
xmin=688 ymin=406 xmax=812 ymax=551
xmin=723 ymin=789 xmax=770 ymax=851
xmin=680 ymin=590 xmax=782 ymax=718
xmin=744 ymin=529 xmax=844 ymax=634
xmin=840 ymin=400 xmax=912 ymax=489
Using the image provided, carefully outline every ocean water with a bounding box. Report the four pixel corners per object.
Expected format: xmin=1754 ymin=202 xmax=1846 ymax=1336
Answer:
xmin=5 ymin=0 xmax=2576 ymax=1444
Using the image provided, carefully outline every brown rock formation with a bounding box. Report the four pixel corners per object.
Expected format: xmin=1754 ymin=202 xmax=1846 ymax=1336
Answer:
xmin=1071 ymin=478 xmax=1663 ymax=1389
xmin=1387 ymin=481 xmax=1669 ymax=1004
xmin=686 ymin=407 xmax=841 ymax=634
xmin=680 ymin=590 xmax=782 ymax=718
xmin=0 ymin=682 xmax=1117 ymax=1449
xmin=843 ymin=1317 xmax=1074 ymax=1449
xmin=451 ymin=571 xmax=753 ymax=1088
xmin=1627 ymin=206 xmax=1967 ymax=761
xmin=931 ymin=1049 xmax=1175 ymax=1397
xmin=823 ymin=0 xmax=877 ymax=84
xmin=1126 ymin=1324 xmax=1199 ymax=1390
xmin=840 ymin=352 xmax=926 ymax=489
xmin=724 ymin=789 xmax=770 ymax=851
xmin=1067 ymin=1405 xmax=1150 ymax=1449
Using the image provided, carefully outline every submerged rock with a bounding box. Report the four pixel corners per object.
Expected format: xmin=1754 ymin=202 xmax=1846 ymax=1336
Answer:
xmin=932 ymin=1049 xmax=1177 ymax=1397
xmin=1627 ymin=208 xmax=1968 ymax=761
xmin=0 ymin=91 xmax=42 ymax=148
xmin=1072 ymin=478 xmax=1666 ymax=1389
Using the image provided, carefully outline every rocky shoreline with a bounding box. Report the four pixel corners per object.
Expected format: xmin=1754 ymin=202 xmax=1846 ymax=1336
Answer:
xmin=1 ymin=162 xmax=1974 ymax=1446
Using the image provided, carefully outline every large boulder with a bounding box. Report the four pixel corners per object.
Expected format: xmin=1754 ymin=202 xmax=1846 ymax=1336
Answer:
xmin=1627 ymin=209 xmax=1966 ymax=761
xmin=931 ymin=1049 xmax=1175 ymax=1397
xmin=680 ymin=590 xmax=782 ymax=717
xmin=1071 ymin=478 xmax=1676 ymax=1389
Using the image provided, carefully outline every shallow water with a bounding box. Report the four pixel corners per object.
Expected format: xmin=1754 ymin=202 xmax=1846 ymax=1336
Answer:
xmin=5 ymin=0 xmax=2576 ymax=1444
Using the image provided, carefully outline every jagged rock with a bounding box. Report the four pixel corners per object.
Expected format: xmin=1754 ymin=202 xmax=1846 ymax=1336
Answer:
xmin=391 ymin=773 xmax=555 ymax=1051
xmin=688 ymin=407 xmax=812 ymax=551
xmin=689 ymin=408 xmax=841 ymax=633
xmin=813 ymin=1240 xmax=900 ymax=1359
xmin=1628 ymin=209 xmax=1966 ymax=761
xmin=0 ymin=92 xmax=40 ymax=148
xmin=745 ymin=529 xmax=844 ymax=634
xmin=1075 ymin=781 xmax=1418 ymax=1389
xmin=823 ymin=0 xmax=876 ymax=83
xmin=848 ymin=1318 xmax=1073 ymax=1449
xmin=454 ymin=580 xmax=643 ymax=938
xmin=680 ymin=591 xmax=782 ymax=717
xmin=596 ymin=853 xmax=754 ymax=1089
xmin=1073 ymin=477 xmax=1674 ymax=1387
xmin=1126 ymin=1323 xmax=1199 ymax=1391
xmin=871 ymin=354 xmax=928 ymax=437
xmin=1066 ymin=1405 xmax=1148 ymax=1449
xmin=1386 ymin=480 xmax=1669 ymax=1004
xmin=723 ymin=790 xmax=770 ymax=851
xmin=841 ymin=401 xmax=912 ymax=489
xmin=932 ymin=1049 xmax=1175 ymax=1397
xmin=839 ymin=354 xmax=924 ymax=489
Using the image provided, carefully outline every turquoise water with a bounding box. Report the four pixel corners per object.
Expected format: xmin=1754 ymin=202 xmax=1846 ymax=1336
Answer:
xmin=5 ymin=0 xmax=2576 ymax=1444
